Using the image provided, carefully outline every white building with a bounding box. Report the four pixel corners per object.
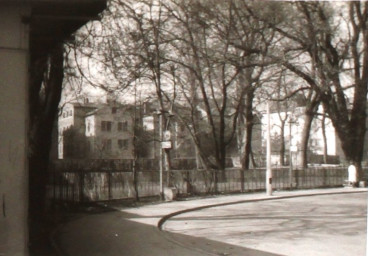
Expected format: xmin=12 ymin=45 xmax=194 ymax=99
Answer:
xmin=58 ymin=102 xmax=97 ymax=158
xmin=58 ymin=101 xmax=138 ymax=160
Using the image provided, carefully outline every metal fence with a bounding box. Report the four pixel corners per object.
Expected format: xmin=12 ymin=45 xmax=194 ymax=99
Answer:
xmin=47 ymin=166 xmax=367 ymax=205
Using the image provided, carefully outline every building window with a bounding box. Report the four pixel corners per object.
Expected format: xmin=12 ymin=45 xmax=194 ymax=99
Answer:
xmin=118 ymin=139 xmax=129 ymax=150
xmin=101 ymin=121 xmax=112 ymax=132
xmin=118 ymin=121 xmax=128 ymax=131
xmin=112 ymin=107 xmax=117 ymax=114
xmin=105 ymin=139 xmax=112 ymax=151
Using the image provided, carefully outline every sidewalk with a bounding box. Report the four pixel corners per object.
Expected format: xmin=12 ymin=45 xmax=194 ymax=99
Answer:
xmin=54 ymin=188 xmax=368 ymax=256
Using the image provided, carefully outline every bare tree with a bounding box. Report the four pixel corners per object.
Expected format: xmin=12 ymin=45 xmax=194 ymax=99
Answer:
xmin=231 ymin=0 xmax=277 ymax=170
xmin=252 ymin=2 xmax=368 ymax=178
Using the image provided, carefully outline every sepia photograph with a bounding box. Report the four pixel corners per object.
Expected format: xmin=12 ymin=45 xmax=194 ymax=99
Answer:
xmin=0 ymin=0 xmax=367 ymax=255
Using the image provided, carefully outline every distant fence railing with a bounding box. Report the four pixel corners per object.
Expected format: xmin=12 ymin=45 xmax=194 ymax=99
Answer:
xmin=47 ymin=165 xmax=368 ymax=204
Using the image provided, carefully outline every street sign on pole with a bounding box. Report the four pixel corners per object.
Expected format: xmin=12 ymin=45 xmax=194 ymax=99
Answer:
xmin=161 ymin=141 xmax=172 ymax=149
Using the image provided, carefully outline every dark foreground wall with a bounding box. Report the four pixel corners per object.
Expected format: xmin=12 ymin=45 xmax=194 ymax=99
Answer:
xmin=0 ymin=5 xmax=30 ymax=256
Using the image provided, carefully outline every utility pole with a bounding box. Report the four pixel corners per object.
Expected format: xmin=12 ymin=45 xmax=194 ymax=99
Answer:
xmin=289 ymin=117 xmax=293 ymax=190
xmin=266 ymin=101 xmax=272 ymax=196
xmin=158 ymin=113 xmax=164 ymax=200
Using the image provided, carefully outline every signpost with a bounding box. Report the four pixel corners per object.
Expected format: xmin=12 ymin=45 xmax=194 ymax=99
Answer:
xmin=162 ymin=141 xmax=172 ymax=149
xmin=266 ymin=102 xmax=272 ymax=196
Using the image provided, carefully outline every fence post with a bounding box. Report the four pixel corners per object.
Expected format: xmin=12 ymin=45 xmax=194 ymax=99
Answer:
xmin=213 ymin=170 xmax=218 ymax=193
xmin=66 ymin=177 xmax=70 ymax=203
xmin=322 ymin=168 xmax=327 ymax=187
xmin=52 ymin=163 xmax=56 ymax=211
xmin=186 ymin=170 xmax=191 ymax=194
xmin=72 ymin=183 xmax=75 ymax=204
xmin=79 ymin=171 xmax=84 ymax=203
xmin=295 ymin=169 xmax=299 ymax=188
xmin=108 ymin=169 xmax=112 ymax=200
xmin=240 ymin=169 xmax=245 ymax=192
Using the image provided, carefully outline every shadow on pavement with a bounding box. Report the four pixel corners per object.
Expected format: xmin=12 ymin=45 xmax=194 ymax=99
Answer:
xmin=54 ymin=210 xmax=282 ymax=256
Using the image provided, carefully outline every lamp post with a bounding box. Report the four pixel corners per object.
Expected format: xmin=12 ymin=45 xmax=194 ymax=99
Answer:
xmin=266 ymin=101 xmax=272 ymax=196
xmin=288 ymin=116 xmax=298 ymax=189
xmin=289 ymin=116 xmax=294 ymax=189
xmin=154 ymin=109 xmax=174 ymax=200
xmin=154 ymin=110 xmax=164 ymax=200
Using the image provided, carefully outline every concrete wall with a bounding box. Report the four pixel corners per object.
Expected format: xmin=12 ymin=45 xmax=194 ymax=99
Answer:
xmin=0 ymin=5 xmax=30 ymax=256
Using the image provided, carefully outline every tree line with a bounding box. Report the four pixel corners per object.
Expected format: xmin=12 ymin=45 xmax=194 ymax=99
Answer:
xmin=64 ymin=0 xmax=368 ymax=180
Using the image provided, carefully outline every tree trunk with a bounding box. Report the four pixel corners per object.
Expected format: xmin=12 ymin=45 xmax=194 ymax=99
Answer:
xmin=219 ymin=112 xmax=227 ymax=170
xmin=132 ymin=159 xmax=139 ymax=201
xmin=333 ymin=122 xmax=366 ymax=180
xmin=300 ymin=98 xmax=320 ymax=169
xmin=300 ymin=112 xmax=313 ymax=169
xmin=29 ymin=45 xmax=64 ymax=220
xmin=321 ymin=112 xmax=328 ymax=164
xmin=29 ymin=44 xmax=64 ymax=251
xmin=279 ymin=120 xmax=286 ymax=166
xmin=242 ymin=89 xmax=255 ymax=170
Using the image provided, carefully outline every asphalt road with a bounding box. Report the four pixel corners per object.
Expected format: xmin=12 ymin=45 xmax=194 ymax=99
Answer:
xmin=54 ymin=189 xmax=367 ymax=256
xmin=163 ymin=193 xmax=367 ymax=256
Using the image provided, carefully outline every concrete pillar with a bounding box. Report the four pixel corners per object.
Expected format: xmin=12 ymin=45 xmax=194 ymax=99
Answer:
xmin=0 ymin=4 xmax=30 ymax=256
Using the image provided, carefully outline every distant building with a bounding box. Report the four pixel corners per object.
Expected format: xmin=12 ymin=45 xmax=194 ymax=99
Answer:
xmin=58 ymin=102 xmax=97 ymax=159
xmin=85 ymin=105 xmax=136 ymax=159
xmin=58 ymin=101 xmax=138 ymax=160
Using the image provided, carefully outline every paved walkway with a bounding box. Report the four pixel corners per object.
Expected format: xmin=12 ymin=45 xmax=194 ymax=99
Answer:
xmin=54 ymin=188 xmax=368 ymax=256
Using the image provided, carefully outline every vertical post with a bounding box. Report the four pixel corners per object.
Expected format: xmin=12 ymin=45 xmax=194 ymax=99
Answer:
xmin=240 ymin=169 xmax=245 ymax=192
xmin=159 ymin=113 xmax=164 ymax=200
xmin=195 ymin=143 xmax=201 ymax=169
xmin=79 ymin=171 xmax=84 ymax=203
xmin=107 ymin=169 xmax=112 ymax=200
xmin=164 ymin=149 xmax=170 ymax=187
xmin=266 ymin=102 xmax=273 ymax=196
xmin=213 ymin=170 xmax=218 ymax=193
xmin=289 ymin=119 xmax=293 ymax=189
xmin=366 ymin=193 xmax=368 ymax=256
xmin=52 ymin=163 xmax=56 ymax=210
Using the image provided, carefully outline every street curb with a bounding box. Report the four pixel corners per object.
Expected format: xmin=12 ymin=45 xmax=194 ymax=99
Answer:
xmin=157 ymin=189 xmax=367 ymax=231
